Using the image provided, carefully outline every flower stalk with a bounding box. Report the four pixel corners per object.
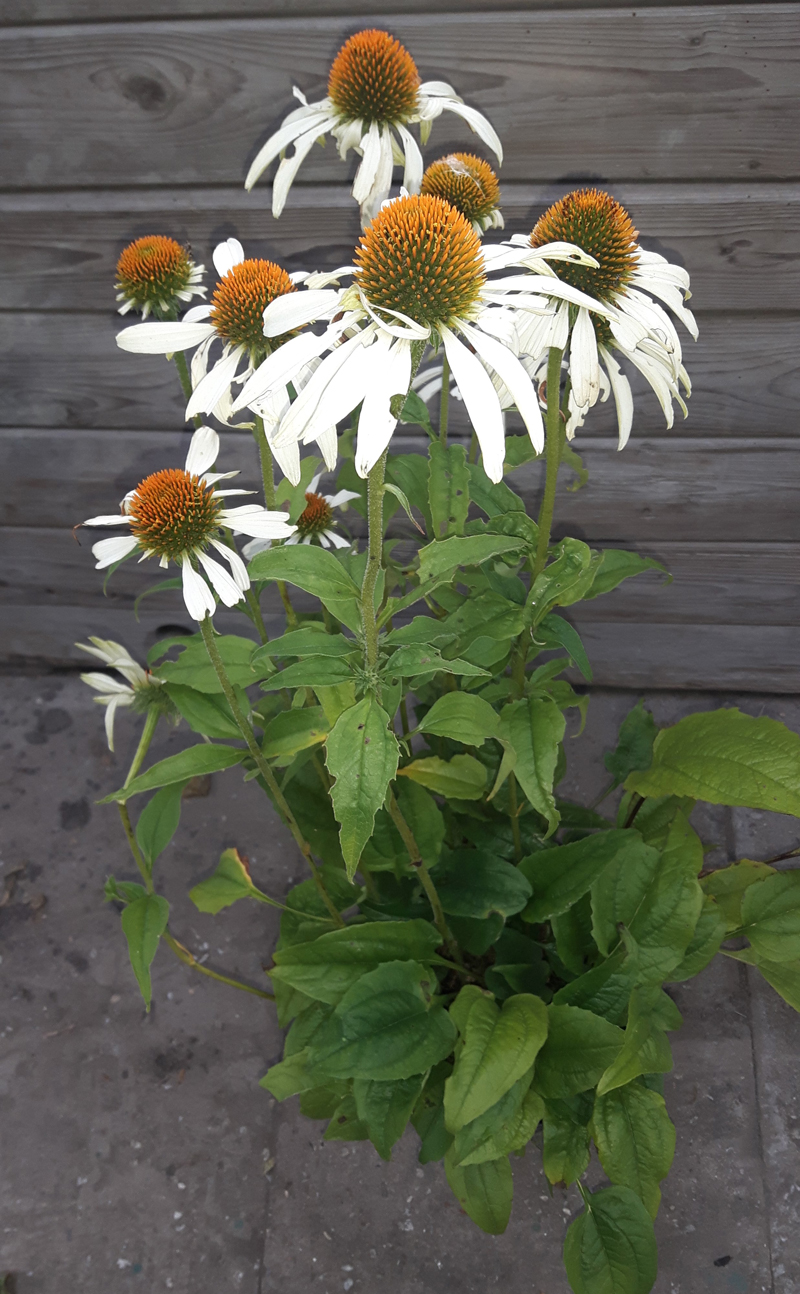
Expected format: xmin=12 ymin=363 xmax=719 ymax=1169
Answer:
xmin=361 ymin=450 xmax=388 ymax=670
xmin=386 ymin=788 xmax=460 ymax=961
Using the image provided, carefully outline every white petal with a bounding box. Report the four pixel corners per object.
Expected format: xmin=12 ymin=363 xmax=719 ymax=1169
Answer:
xmin=333 ymin=116 xmax=364 ymax=159
xmin=92 ymin=534 xmax=139 ymax=569
xmin=440 ymin=326 xmax=505 ymax=483
xmin=569 ymin=308 xmax=601 ymax=410
xmin=273 ymin=125 xmax=325 ymax=219
xmin=103 ymin=693 xmax=126 ymax=752
xmin=269 ymin=432 xmax=302 ymax=486
xmin=314 ymin=425 xmax=339 ymax=473
xmin=220 ymin=507 xmax=298 ymax=541
xmin=262 ymin=289 xmax=343 ymax=338
xmin=190 ymin=334 xmax=214 ymax=388
xmin=631 ymin=274 xmax=699 ymax=340
xmin=83 ymin=513 xmax=131 ymax=528
xmin=599 ymin=345 xmax=634 ymax=450
xmin=438 ymin=98 xmax=503 ymax=164
xmin=355 ymin=337 xmax=411 ymax=477
xmin=185 ymin=345 xmax=246 ymax=420
xmin=213 ymin=238 xmax=245 ymax=278
xmin=181 ymin=555 xmax=216 ymax=621
xmin=325 ymin=529 xmax=351 ymax=549
xmin=352 ymin=122 xmax=382 ymax=204
xmin=359 ymin=127 xmax=395 ymax=224
xmin=183 ymin=303 xmax=212 ymax=323
xmin=619 ymin=344 xmax=676 ymax=429
xmin=276 ymin=329 xmax=375 ymax=448
xmin=326 ymin=488 xmax=361 ymax=508
xmin=197 ymin=551 xmax=245 ymax=607
xmin=459 ymin=320 xmax=544 ymax=453
xmin=395 ymin=123 xmax=423 ymax=195
xmin=184 ymin=424 xmax=220 ymax=476
xmin=116 ymin=321 xmax=215 ymax=355
xmin=210 ymin=537 xmax=250 ymax=591
xmin=80 ymin=672 xmax=133 ymax=696
xmin=318 ymin=532 xmax=331 ymax=548
xmin=244 ymin=107 xmax=335 ymax=190
xmin=233 ymin=329 xmax=336 ymax=411
xmin=241 ymin=537 xmax=271 ymax=559
xmin=418 ymin=80 xmax=457 ymax=99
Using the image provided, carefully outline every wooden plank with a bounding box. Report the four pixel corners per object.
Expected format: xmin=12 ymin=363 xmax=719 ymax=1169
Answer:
xmin=1 ymin=1 xmax=772 ymax=29
xmin=3 ymin=602 xmax=797 ymax=692
xmin=3 ymin=431 xmax=799 ymax=543
xmin=4 ymin=527 xmax=798 ymax=628
xmin=1 ymin=7 xmax=797 ymax=188
xmin=1 ymin=309 xmax=796 ymax=434
xmin=2 ymin=182 xmax=797 ymax=313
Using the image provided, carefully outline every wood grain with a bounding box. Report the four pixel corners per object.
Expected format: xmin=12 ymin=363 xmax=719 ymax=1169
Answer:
xmin=1 ymin=7 xmax=797 ymax=188
xmin=4 ymin=430 xmax=799 ymax=544
xmin=3 ymin=182 xmax=797 ymax=312
xmin=2 ymin=309 xmax=796 ymax=434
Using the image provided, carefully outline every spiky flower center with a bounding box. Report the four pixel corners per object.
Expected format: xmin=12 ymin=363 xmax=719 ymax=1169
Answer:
xmin=328 ymin=29 xmax=420 ymax=125
xmin=421 ymin=154 xmax=501 ymax=225
xmin=355 ymin=193 xmax=485 ymax=330
xmin=128 ymin=469 xmax=222 ymax=561
xmin=296 ymin=492 xmax=333 ymax=536
xmin=210 ymin=259 xmax=296 ymax=352
xmin=116 ymin=236 xmax=194 ymax=312
xmin=530 ymin=189 xmax=639 ymax=304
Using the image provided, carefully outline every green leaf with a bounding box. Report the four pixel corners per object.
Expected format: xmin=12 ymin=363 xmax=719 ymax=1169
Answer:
xmin=604 ymin=702 xmax=659 ymax=786
xmin=189 ymin=847 xmax=269 ymax=915
xmin=590 ymin=838 xmax=661 ymax=958
xmin=434 ymin=849 xmax=532 ymax=920
xmin=416 ymin=692 xmax=500 ymax=745
xmin=552 ymin=895 xmax=596 ymax=976
xmin=596 ymin=987 xmax=677 ymax=1096
xmin=314 ymin=681 xmax=357 ymax=726
xmin=429 ymin=441 xmax=470 ymax=538
xmin=444 ymin=1150 xmax=513 ymax=1235
xmin=730 ymin=950 xmax=800 ymax=1013
xmin=561 ymin=438 xmax=590 ymax=492
xmin=253 ymin=627 xmax=356 ymax=661
xmin=452 ymin=1077 xmax=544 ymax=1166
xmin=385 ymin=644 xmax=489 ymax=681
xmin=120 ymin=892 xmax=169 ymax=1008
xmin=417 ymin=533 xmax=523 ymax=584
xmin=667 ymin=897 xmax=726 ymax=981
xmin=583 ymin=549 xmax=669 ymax=601
xmin=325 ymin=698 xmax=400 ymax=878
xmin=155 ymin=634 xmax=264 ymax=693
xmin=740 ymin=870 xmax=800 ymax=962
xmin=247 ymin=545 xmax=362 ymax=631
xmin=564 ymin=1185 xmax=657 ymax=1294
xmin=444 ymin=989 xmax=548 ymax=1131
xmin=591 ymin=1084 xmax=675 ymax=1219
xmin=102 ymin=743 xmax=247 ymax=802
xmin=352 ymin=1074 xmax=426 ymax=1161
xmin=323 ymin=1093 xmax=370 ymax=1142
xmin=383 ymin=481 xmax=425 ymax=534
xmin=519 ymin=829 xmax=644 ymax=925
xmin=398 ymin=754 xmax=487 ymax=801
xmin=398 ymin=388 xmax=435 ymax=438
xmin=498 ymin=698 xmax=565 ymax=835
xmin=626 ymin=708 xmax=800 ymax=817
xmin=308 ymin=959 xmax=457 ymax=1081
xmin=275 ymin=452 xmax=322 ymax=516
xmin=299 ymin=1082 xmax=349 ymax=1121
xmin=533 ymin=1005 xmax=624 ymax=1099
xmin=535 ymin=614 xmax=593 ymax=683
xmin=530 ymin=537 xmax=597 ymax=622
xmin=261 ymin=707 xmax=330 ymax=759
xmin=701 ymin=859 xmax=776 ymax=932
xmin=259 ymin=656 xmax=357 ymax=691
xmin=552 ymin=954 xmax=631 ymax=1025
xmin=542 ymin=1097 xmax=592 ymax=1186
xmin=411 ymin=1063 xmax=453 ymax=1163
xmin=260 ymin=1047 xmax=317 ymax=1101
xmin=134 ymin=781 xmax=185 ymax=868
xmin=386 ymin=451 xmax=433 ymax=531
xmin=625 ymin=814 xmax=704 ymax=982
xmin=164 ymin=682 xmax=246 ymax=738
xmin=469 ymin=459 xmax=527 ymax=517
xmin=447 ymin=912 xmax=505 ymax=956
xmin=270 ymin=919 xmax=442 ymax=1005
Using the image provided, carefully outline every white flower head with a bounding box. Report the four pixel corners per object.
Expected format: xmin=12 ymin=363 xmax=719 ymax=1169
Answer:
xmin=81 ymin=426 xmax=296 ymax=623
xmin=115 ymin=241 xmax=302 ymax=424
xmin=244 ymin=28 xmax=503 ymax=227
xmin=115 ymin=235 xmax=206 ymax=320
xmin=232 ymin=193 xmax=591 ymax=483
xmin=487 ymin=188 xmax=696 ymax=448
xmin=77 ymin=637 xmax=161 ymax=751
xmin=242 ymin=473 xmax=361 ymax=559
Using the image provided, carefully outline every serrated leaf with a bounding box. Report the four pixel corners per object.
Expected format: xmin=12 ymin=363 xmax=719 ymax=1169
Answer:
xmin=535 ymin=613 xmax=593 ymax=682
xmin=352 ymin=1074 xmax=426 ymax=1161
xmin=189 ymin=847 xmax=268 ymax=915
xmin=384 ymin=644 xmax=488 ymax=681
xmin=398 ymin=754 xmax=487 ymax=801
xmin=729 ymin=949 xmax=800 ymax=1013
xmin=667 ymin=897 xmax=726 ymax=981
xmin=589 ymin=836 xmax=661 ymax=957
xmin=434 ymin=848 xmax=532 ymax=920
xmin=596 ymin=987 xmax=677 ymax=1096
xmin=164 ymin=682 xmax=246 ymax=738
xmin=416 ymin=692 xmax=500 ymax=745
xmin=553 ymin=951 xmax=633 ymax=1026
xmin=325 ymin=697 xmax=400 ymax=877
xmin=583 ymin=549 xmax=669 ymax=601
xmin=270 ymin=919 xmax=441 ymax=1005
xmin=740 ymin=870 xmax=800 ymax=962
xmin=120 ymin=892 xmax=169 ymax=1008
xmin=444 ymin=989 xmax=548 ymax=1131
xmin=591 ymin=1084 xmax=675 ymax=1218
xmin=604 ymin=702 xmax=659 ymax=786
xmin=417 ymin=533 xmax=523 ymax=584
xmin=134 ymin=781 xmax=185 ymax=868
xmin=533 ymin=1005 xmax=624 ymax=1099
xmin=398 ymin=388 xmax=435 ymax=438
xmin=564 ymin=1185 xmax=658 ymax=1294
xmin=444 ymin=1150 xmax=513 ymax=1235
xmin=700 ymin=859 xmax=776 ymax=932
xmin=453 ymin=1074 xmax=544 ymax=1166
xmin=324 ymin=1093 xmax=371 ymax=1143
xmin=626 ymin=708 xmax=800 ymax=816
xmin=102 ymin=744 xmax=247 ymax=803
xmin=625 ymin=814 xmax=704 ymax=982
xmin=260 ymin=1047 xmax=317 ymax=1101
xmin=429 ymin=441 xmax=470 ymax=538
xmin=259 ymin=655 xmax=356 ymax=691
xmin=383 ymin=481 xmax=426 ymax=534
xmin=542 ymin=1097 xmax=592 ymax=1186
xmin=530 ymin=537 xmax=597 ymax=622
xmin=261 ymin=706 xmax=330 ymax=759
xmin=498 ymin=697 xmax=566 ymax=836
xmin=155 ymin=633 xmax=264 ymax=693
xmin=247 ymin=544 xmax=362 ymax=631
xmin=519 ymin=829 xmax=644 ymax=925
xmin=253 ymin=627 xmax=356 ymax=661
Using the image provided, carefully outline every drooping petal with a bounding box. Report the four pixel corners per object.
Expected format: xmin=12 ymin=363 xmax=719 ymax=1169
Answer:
xmin=262 ymin=289 xmax=344 ymax=338
xmin=181 ymin=554 xmax=216 ymax=621
xmin=80 ymin=672 xmax=134 ymax=696
xmin=184 ymin=424 xmax=220 ymax=477
xmin=241 ymin=537 xmax=271 ymax=559
xmin=185 ymin=345 xmax=246 ymax=420
xmin=272 ymin=125 xmax=326 ymax=219
xmin=275 ymin=329 xmax=375 ymax=449
xmin=269 ymin=430 xmax=302 ymax=486
xmin=92 ymin=534 xmax=139 ymax=569
xmin=352 ymin=121 xmax=382 ymax=204
xmin=244 ymin=106 xmax=335 ymax=190
xmin=437 ymin=98 xmax=503 ymax=164
xmin=116 ymin=320 xmax=215 ymax=355
xmin=190 ymin=334 xmax=214 ymax=388
xmin=395 ymin=123 xmax=424 ymax=194
xmin=233 ymin=329 xmax=338 ymax=412
xmin=325 ymin=529 xmax=351 ymax=550
xmin=103 ymin=693 xmax=129 ymax=752
xmin=440 ymin=325 xmax=505 ymax=483
xmin=213 ymin=238 xmax=245 ymax=278
xmin=359 ymin=126 xmax=396 ymax=225
xmin=210 ymin=537 xmax=251 ymax=592
xmin=219 ymin=506 xmax=297 ymax=541
xmin=569 ymin=308 xmax=601 ymax=410
xmin=326 ymin=488 xmax=361 ymax=508
xmin=355 ymin=338 xmax=411 ymax=477
xmin=83 ymin=513 xmax=132 ymax=528
xmin=314 ymin=424 xmax=339 ymax=473
xmin=459 ymin=320 xmax=544 ymax=453
xmin=630 ymin=274 xmax=699 ymax=340
xmin=417 ymin=80 xmax=458 ymax=99
xmin=599 ymin=345 xmax=634 ymax=450
xmin=197 ymin=551 xmax=245 ymax=608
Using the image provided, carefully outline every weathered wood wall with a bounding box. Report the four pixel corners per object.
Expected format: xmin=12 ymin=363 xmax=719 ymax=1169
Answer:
xmin=1 ymin=2 xmax=798 ymax=688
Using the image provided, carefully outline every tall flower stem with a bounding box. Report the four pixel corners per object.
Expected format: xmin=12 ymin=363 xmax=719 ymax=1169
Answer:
xmin=163 ymin=930 xmax=274 ymax=1000
xmin=386 ymin=789 xmax=460 ymax=961
xmin=439 ymin=354 xmax=450 ymax=446
xmin=117 ymin=706 xmax=160 ymax=889
xmin=199 ymin=616 xmax=344 ymax=927
xmin=253 ymin=418 xmax=298 ymax=629
xmin=172 ymin=353 xmax=202 ymax=430
xmin=531 ymin=345 xmax=565 ymax=581
xmin=361 ymin=450 xmax=388 ymax=669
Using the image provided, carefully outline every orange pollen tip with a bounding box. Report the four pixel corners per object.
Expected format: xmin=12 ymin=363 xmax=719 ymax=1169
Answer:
xmin=115 ymin=235 xmax=194 ymax=305
xmin=421 ymin=153 xmax=501 ymax=224
xmin=209 ymin=258 xmax=297 ymax=351
xmin=128 ymin=468 xmax=222 ymax=560
xmin=328 ymin=28 xmax=420 ymax=125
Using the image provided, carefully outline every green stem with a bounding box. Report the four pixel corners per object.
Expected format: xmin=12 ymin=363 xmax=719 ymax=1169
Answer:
xmin=468 ymin=428 xmax=479 ymax=464
xmin=163 ymin=930 xmax=274 ymax=1000
xmin=251 ymin=418 xmax=297 ymax=628
xmin=386 ymin=789 xmax=461 ymax=961
xmin=118 ymin=802 xmax=151 ymax=890
xmin=439 ymin=354 xmax=450 ymax=446
xmin=118 ymin=707 xmax=160 ymax=889
xmin=172 ymin=352 xmax=202 ymax=430
xmin=361 ymin=450 xmax=387 ymax=670
xmin=531 ymin=345 xmax=565 ymax=582
xmin=124 ymin=707 xmax=159 ymax=788
xmin=199 ymin=615 xmax=344 ymax=927
xmin=277 ymin=581 xmax=299 ymax=629
xmin=508 ymin=772 xmax=523 ymax=862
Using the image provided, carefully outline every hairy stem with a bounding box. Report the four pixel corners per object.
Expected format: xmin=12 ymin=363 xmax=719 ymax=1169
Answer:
xmin=117 ymin=707 xmax=160 ymax=888
xmin=252 ymin=419 xmax=297 ymax=627
xmin=531 ymin=345 xmax=565 ymax=582
xmin=439 ymin=354 xmax=450 ymax=446
xmin=118 ymin=802 xmax=152 ymax=890
xmin=163 ymin=930 xmax=274 ymax=999
xmin=172 ymin=352 xmax=202 ymax=430
xmin=361 ymin=450 xmax=387 ymax=670
xmin=386 ymin=789 xmax=461 ymax=961
xmin=199 ymin=616 xmax=344 ymax=927
xmin=508 ymin=772 xmax=523 ymax=862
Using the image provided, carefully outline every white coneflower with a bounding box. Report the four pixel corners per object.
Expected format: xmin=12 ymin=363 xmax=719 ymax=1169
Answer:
xmin=420 ymin=153 xmax=503 ymax=235
xmin=77 ymin=638 xmax=162 ymax=751
xmin=115 ymin=239 xmax=302 ymax=424
xmin=244 ymin=29 xmax=502 ymax=226
xmin=485 ymin=189 xmax=696 ymax=447
xmin=242 ymin=474 xmax=361 ymax=558
xmin=115 ymin=235 xmax=206 ymax=320
xmin=80 ymin=426 xmax=296 ymax=622
xmin=232 ymin=193 xmax=600 ymax=482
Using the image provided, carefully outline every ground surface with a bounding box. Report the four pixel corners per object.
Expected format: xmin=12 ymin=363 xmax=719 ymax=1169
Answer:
xmin=1 ymin=677 xmax=798 ymax=1294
